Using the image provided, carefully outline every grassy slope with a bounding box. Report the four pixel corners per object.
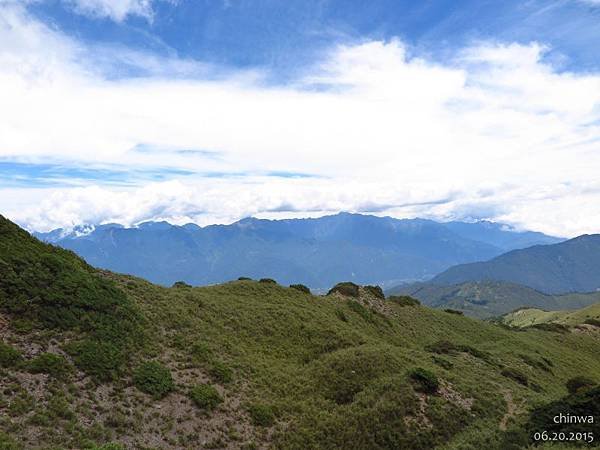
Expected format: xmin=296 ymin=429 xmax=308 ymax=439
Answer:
xmin=0 ymin=216 xmax=599 ymax=449
xmin=501 ymin=303 xmax=600 ymax=327
xmin=389 ymin=280 xmax=600 ymax=319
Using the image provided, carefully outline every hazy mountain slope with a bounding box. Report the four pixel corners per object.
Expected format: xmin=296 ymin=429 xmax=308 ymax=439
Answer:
xmin=427 ymin=234 xmax=600 ymax=294
xmin=1 ymin=215 xmax=599 ymax=449
xmin=501 ymin=303 xmax=600 ymax=328
xmin=33 ymin=213 xmax=559 ymax=290
xmin=388 ymin=280 xmax=600 ymax=319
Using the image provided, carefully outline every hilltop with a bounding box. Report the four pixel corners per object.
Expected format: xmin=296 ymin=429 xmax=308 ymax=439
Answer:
xmin=500 ymin=303 xmax=600 ymax=328
xmin=388 ymin=280 xmax=600 ymax=319
xmin=425 ymin=234 xmax=600 ymax=294
xmin=32 ymin=213 xmax=561 ymax=290
xmin=0 ymin=216 xmax=598 ymax=449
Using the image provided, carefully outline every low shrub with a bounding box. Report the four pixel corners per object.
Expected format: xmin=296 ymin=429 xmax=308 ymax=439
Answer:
xmin=248 ymin=403 xmax=275 ymax=426
xmin=335 ymin=309 xmax=348 ymax=322
xmin=27 ymin=353 xmax=73 ymax=380
xmin=347 ymin=300 xmax=375 ymax=323
xmin=528 ymin=323 xmax=570 ymax=333
xmin=327 ymin=282 xmax=359 ymax=298
xmin=583 ymin=318 xmax=600 ymax=327
xmin=388 ymin=295 xmax=420 ymax=307
xmin=133 ymin=361 xmax=175 ymax=399
xmin=363 ymin=285 xmax=384 ymax=299
xmin=237 ymin=277 xmax=252 ymax=281
xmin=191 ymin=342 xmax=212 ymax=363
xmin=190 ymin=384 xmax=222 ymax=410
xmin=432 ymin=356 xmax=453 ymax=370
xmin=408 ymin=367 xmax=440 ymax=394
xmin=67 ymin=340 xmax=125 ymax=382
xmin=209 ymin=361 xmax=233 ymax=383
xmin=425 ymin=340 xmax=492 ymax=363
xmin=0 ymin=342 xmax=21 ymax=368
xmin=289 ymin=284 xmax=311 ymax=294
xmin=566 ymin=376 xmax=596 ymax=394
xmin=172 ymin=281 xmax=192 ymax=288
xmin=259 ymin=278 xmax=277 ymax=284
xmin=443 ymin=309 xmax=464 ymax=315
xmin=501 ymin=367 xmax=529 ymax=386
xmin=519 ymin=354 xmax=553 ymax=373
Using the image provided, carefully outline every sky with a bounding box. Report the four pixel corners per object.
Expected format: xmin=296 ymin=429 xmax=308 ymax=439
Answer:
xmin=1 ymin=0 xmax=600 ymax=236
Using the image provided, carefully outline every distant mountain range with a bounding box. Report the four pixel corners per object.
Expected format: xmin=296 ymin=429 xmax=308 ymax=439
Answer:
xmin=388 ymin=280 xmax=600 ymax=319
xmin=32 ymin=213 xmax=561 ymax=290
xmin=424 ymin=234 xmax=600 ymax=294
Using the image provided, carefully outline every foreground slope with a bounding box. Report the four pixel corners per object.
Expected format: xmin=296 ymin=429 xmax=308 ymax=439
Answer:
xmin=426 ymin=234 xmax=600 ymax=294
xmin=33 ymin=213 xmax=560 ymax=290
xmin=388 ymin=280 xmax=600 ymax=319
xmin=0 ymin=216 xmax=598 ymax=449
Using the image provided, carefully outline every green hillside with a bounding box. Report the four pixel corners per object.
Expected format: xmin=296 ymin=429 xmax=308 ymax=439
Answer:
xmin=501 ymin=303 xmax=600 ymax=328
xmin=0 ymin=216 xmax=599 ymax=449
xmin=389 ymin=280 xmax=600 ymax=319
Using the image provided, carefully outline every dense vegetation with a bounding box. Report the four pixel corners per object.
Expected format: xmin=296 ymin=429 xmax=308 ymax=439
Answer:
xmin=0 ymin=216 xmax=598 ymax=449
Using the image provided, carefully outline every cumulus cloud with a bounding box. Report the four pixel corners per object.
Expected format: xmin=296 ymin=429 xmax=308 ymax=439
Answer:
xmin=1 ymin=4 xmax=600 ymax=236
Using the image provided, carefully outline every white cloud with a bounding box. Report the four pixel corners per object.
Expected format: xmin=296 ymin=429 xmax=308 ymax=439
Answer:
xmin=64 ymin=0 xmax=155 ymax=21
xmin=1 ymin=4 xmax=600 ymax=237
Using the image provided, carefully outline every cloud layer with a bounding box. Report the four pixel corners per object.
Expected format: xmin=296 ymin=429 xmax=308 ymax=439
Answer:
xmin=1 ymin=3 xmax=600 ymax=236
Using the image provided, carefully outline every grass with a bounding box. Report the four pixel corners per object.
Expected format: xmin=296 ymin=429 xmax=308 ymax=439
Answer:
xmin=0 ymin=216 xmax=599 ymax=449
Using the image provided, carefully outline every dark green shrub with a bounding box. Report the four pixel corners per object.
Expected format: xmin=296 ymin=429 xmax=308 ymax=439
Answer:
xmin=363 ymin=285 xmax=384 ymax=299
xmin=259 ymin=278 xmax=277 ymax=284
xmin=432 ymin=356 xmax=453 ymax=370
xmin=388 ymin=295 xmax=420 ymax=307
xmin=425 ymin=340 xmax=492 ymax=363
xmin=525 ymin=386 xmax=600 ymax=444
xmin=583 ymin=318 xmax=600 ymax=327
xmin=133 ymin=361 xmax=175 ymax=399
xmin=528 ymin=323 xmax=569 ymax=333
xmin=172 ymin=281 xmax=192 ymax=288
xmin=519 ymin=354 xmax=552 ymax=373
xmin=566 ymin=376 xmax=596 ymax=394
xmin=0 ymin=342 xmax=21 ymax=368
xmin=408 ymin=367 xmax=440 ymax=394
xmin=248 ymin=403 xmax=275 ymax=426
xmin=191 ymin=342 xmax=212 ymax=363
xmin=237 ymin=277 xmax=252 ymax=281
xmin=501 ymin=368 xmax=529 ymax=386
xmin=289 ymin=284 xmax=311 ymax=294
xmin=190 ymin=384 xmax=222 ymax=410
xmin=444 ymin=309 xmax=464 ymax=315
xmin=335 ymin=309 xmax=348 ymax=322
xmin=209 ymin=361 xmax=233 ymax=383
xmin=67 ymin=340 xmax=125 ymax=382
xmin=27 ymin=353 xmax=72 ymax=380
xmin=347 ymin=300 xmax=375 ymax=323
xmin=327 ymin=282 xmax=359 ymax=298
xmin=91 ymin=444 xmax=126 ymax=450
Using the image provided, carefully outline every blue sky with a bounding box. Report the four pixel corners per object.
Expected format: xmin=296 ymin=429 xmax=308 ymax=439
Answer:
xmin=1 ymin=0 xmax=600 ymax=235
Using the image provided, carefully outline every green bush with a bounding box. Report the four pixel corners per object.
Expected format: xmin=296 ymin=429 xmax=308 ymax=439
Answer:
xmin=583 ymin=318 xmax=600 ymax=327
xmin=529 ymin=323 xmax=570 ymax=333
xmin=67 ymin=340 xmax=125 ymax=382
xmin=501 ymin=367 xmax=529 ymax=386
xmin=363 ymin=285 xmax=384 ymax=299
xmin=209 ymin=361 xmax=233 ymax=383
xmin=388 ymin=295 xmax=420 ymax=307
xmin=425 ymin=340 xmax=492 ymax=363
xmin=248 ymin=404 xmax=275 ymax=426
xmin=432 ymin=356 xmax=453 ymax=370
xmin=190 ymin=384 xmax=222 ymax=410
xmin=443 ymin=309 xmax=464 ymax=315
xmin=408 ymin=367 xmax=440 ymax=394
xmin=90 ymin=444 xmax=126 ymax=450
xmin=335 ymin=309 xmax=348 ymax=322
xmin=26 ymin=353 xmax=72 ymax=380
xmin=133 ymin=361 xmax=175 ymax=399
xmin=346 ymin=300 xmax=375 ymax=323
xmin=172 ymin=281 xmax=192 ymax=288
xmin=259 ymin=278 xmax=277 ymax=284
xmin=191 ymin=342 xmax=212 ymax=363
xmin=237 ymin=277 xmax=252 ymax=281
xmin=327 ymin=282 xmax=359 ymax=298
xmin=0 ymin=342 xmax=21 ymax=368
xmin=289 ymin=284 xmax=311 ymax=294
xmin=566 ymin=376 xmax=596 ymax=394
